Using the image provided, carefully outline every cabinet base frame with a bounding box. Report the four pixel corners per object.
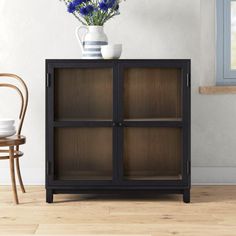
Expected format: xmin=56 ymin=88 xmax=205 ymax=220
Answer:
xmin=46 ymin=188 xmax=191 ymax=204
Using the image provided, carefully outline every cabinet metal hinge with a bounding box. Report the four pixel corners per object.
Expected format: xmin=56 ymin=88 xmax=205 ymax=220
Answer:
xmin=46 ymin=73 xmax=51 ymax=87
xmin=46 ymin=161 xmax=51 ymax=175
xmin=187 ymin=161 xmax=191 ymax=175
xmin=186 ymin=73 xmax=191 ymax=87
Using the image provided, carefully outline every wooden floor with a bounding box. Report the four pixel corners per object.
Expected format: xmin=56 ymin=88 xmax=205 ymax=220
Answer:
xmin=0 ymin=186 xmax=236 ymax=235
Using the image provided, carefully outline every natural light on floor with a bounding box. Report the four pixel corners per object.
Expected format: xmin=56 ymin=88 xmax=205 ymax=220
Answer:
xmin=231 ymin=2 xmax=236 ymax=69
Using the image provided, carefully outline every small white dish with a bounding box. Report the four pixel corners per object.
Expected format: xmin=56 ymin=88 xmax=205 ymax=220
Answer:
xmin=101 ymin=44 xmax=122 ymax=59
xmin=0 ymin=125 xmax=15 ymax=131
xmin=0 ymin=130 xmax=16 ymax=138
xmin=0 ymin=127 xmax=15 ymax=132
xmin=0 ymin=119 xmax=15 ymax=126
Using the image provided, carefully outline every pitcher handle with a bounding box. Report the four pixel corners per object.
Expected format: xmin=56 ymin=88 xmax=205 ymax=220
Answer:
xmin=75 ymin=26 xmax=88 ymax=51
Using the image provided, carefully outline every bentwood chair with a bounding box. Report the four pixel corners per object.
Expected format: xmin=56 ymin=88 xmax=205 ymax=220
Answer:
xmin=0 ymin=73 xmax=28 ymax=204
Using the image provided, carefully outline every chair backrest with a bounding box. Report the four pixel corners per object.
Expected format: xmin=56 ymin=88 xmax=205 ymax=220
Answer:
xmin=0 ymin=73 xmax=28 ymax=135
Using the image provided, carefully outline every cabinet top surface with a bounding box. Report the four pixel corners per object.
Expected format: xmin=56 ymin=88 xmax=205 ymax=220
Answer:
xmin=46 ymin=59 xmax=191 ymax=69
xmin=46 ymin=59 xmax=191 ymax=62
xmin=45 ymin=59 xmax=191 ymax=67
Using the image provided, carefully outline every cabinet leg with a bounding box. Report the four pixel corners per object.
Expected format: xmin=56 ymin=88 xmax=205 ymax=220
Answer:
xmin=183 ymin=189 xmax=190 ymax=203
xmin=46 ymin=189 xmax=53 ymax=203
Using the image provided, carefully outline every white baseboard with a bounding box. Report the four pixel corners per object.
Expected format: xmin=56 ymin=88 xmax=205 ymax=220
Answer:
xmin=0 ymin=167 xmax=44 ymax=185
xmin=0 ymin=167 xmax=236 ymax=185
xmin=192 ymin=167 xmax=236 ymax=185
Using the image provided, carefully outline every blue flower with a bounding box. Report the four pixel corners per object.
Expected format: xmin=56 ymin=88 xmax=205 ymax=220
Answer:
xmin=80 ymin=7 xmax=88 ymax=15
xmin=86 ymin=5 xmax=94 ymax=13
xmin=73 ymin=0 xmax=88 ymax=6
xmin=107 ymin=0 xmax=116 ymax=8
xmin=99 ymin=0 xmax=116 ymax=11
xmin=80 ymin=5 xmax=94 ymax=15
xmin=67 ymin=2 xmax=76 ymax=13
xmin=68 ymin=0 xmax=90 ymax=13
xmin=73 ymin=0 xmax=81 ymax=6
xmin=99 ymin=2 xmax=109 ymax=11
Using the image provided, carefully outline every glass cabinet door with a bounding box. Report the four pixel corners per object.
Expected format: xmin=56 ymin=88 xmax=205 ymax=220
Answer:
xmin=119 ymin=65 xmax=184 ymax=183
xmin=50 ymin=65 xmax=115 ymax=183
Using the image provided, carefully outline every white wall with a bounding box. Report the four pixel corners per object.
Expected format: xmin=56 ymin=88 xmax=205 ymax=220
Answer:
xmin=0 ymin=0 xmax=235 ymax=185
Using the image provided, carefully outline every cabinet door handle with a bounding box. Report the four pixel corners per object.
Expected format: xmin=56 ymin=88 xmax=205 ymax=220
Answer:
xmin=112 ymin=123 xmax=124 ymax=127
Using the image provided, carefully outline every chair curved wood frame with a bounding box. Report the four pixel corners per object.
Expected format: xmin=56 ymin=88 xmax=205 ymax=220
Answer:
xmin=0 ymin=73 xmax=28 ymax=204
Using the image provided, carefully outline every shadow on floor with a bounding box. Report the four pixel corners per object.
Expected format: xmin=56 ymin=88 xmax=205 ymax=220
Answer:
xmin=53 ymin=193 xmax=182 ymax=204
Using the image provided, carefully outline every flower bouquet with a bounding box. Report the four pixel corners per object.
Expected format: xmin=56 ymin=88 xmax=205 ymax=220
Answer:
xmin=60 ymin=0 xmax=123 ymax=26
xmin=60 ymin=0 xmax=125 ymax=59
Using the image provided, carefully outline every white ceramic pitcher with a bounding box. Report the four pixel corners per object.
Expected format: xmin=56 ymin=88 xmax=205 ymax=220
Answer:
xmin=75 ymin=26 xmax=108 ymax=59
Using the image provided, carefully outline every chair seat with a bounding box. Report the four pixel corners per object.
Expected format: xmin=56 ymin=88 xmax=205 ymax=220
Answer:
xmin=0 ymin=135 xmax=26 ymax=147
xmin=0 ymin=150 xmax=24 ymax=160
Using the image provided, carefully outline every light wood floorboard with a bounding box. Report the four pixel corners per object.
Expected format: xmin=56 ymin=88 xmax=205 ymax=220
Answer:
xmin=0 ymin=186 xmax=236 ymax=235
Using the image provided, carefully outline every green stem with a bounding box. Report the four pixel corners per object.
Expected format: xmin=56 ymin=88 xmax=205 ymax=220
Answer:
xmin=73 ymin=12 xmax=87 ymax=25
xmin=99 ymin=10 xmax=109 ymax=25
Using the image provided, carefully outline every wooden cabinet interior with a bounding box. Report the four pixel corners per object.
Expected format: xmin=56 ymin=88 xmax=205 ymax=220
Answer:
xmin=123 ymin=127 xmax=182 ymax=180
xmin=54 ymin=127 xmax=113 ymax=180
xmin=124 ymin=68 xmax=182 ymax=120
xmin=54 ymin=68 xmax=113 ymax=120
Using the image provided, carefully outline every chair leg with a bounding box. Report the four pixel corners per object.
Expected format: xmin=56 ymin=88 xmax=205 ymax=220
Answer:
xmin=9 ymin=146 xmax=19 ymax=204
xmin=16 ymin=157 xmax=26 ymax=193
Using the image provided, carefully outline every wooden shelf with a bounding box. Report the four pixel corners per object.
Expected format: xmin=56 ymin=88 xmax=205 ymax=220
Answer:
xmin=199 ymin=86 xmax=236 ymax=94
xmin=56 ymin=172 xmax=112 ymax=181
xmin=124 ymin=175 xmax=182 ymax=181
xmin=56 ymin=118 xmax=112 ymax=121
xmin=124 ymin=118 xmax=182 ymax=122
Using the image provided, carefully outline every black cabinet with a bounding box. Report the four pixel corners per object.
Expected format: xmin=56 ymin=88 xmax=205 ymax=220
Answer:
xmin=46 ymin=59 xmax=191 ymax=203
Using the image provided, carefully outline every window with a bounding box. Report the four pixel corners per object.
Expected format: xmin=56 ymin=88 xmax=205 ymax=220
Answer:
xmin=232 ymin=1 xmax=236 ymax=69
xmin=217 ymin=0 xmax=236 ymax=84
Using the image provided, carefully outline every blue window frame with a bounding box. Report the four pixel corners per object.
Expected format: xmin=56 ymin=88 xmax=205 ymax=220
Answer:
xmin=217 ymin=0 xmax=236 ymax=85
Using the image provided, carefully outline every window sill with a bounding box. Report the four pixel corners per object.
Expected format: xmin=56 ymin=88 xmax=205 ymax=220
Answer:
xmin=199 ymin=86 xmax=236 ymax=94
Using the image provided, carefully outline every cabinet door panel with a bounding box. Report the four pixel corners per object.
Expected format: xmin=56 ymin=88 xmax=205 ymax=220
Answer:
xmin=54 ymin=127 xmax=113 ymax=181
xmin=123 ymin=68 xmax=182 ymax=120
xmin=54 ymin=68 xmax=113 ymax=121
xmin=123 ymin=127 xmax=182 ymax=181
